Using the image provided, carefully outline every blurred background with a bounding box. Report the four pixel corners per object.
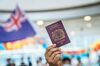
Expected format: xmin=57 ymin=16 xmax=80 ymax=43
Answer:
xmin=0 ymin=0 xmax=100 ymax=66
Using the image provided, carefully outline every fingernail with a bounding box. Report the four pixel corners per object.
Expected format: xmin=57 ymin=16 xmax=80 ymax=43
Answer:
xmin=53 ymin=44 xmax=56 ymax=47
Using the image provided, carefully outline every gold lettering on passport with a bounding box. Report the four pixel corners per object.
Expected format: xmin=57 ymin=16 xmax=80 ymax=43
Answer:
xmin=51 ymin=29 xmax=65 ymax=42
xmin=49 ymin=23 xmax=60 ymax=30
xmin=57 ymin=39 xmax=65 ymax=44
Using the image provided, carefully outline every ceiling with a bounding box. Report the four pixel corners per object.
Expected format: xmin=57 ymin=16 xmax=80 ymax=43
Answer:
xmin=0 ymin=0 xmax=99 ymax=10
xmin=0 ymin=0 xmax=100 ymax=21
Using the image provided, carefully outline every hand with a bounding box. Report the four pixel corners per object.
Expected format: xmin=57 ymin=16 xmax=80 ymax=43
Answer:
xmin=45 ymin=44 xmax=63 ymax=66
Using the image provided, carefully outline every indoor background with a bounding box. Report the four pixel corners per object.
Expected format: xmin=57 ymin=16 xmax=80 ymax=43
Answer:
xmin=0 ymin=0 xmax=100 ymax=66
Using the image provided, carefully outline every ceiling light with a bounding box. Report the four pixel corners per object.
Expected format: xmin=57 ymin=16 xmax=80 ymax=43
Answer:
xmin=84 ymin=16 xmax=92 ymax=21
xmin=70 ymin=31 xmax=76 ymax=36
xmin=36 ymin=20 xmax=44 ymax=26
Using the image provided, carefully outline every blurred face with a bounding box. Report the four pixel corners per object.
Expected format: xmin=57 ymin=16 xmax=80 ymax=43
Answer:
xmin=63 ymin=60 xmax=70 ymax=66
xmin=63 ymin=60 xmax=70 ymax=64
xmin=7 ymin=59 xmax=11 ymax=63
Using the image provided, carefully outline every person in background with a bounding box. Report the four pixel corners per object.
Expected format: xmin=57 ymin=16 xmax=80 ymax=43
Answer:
xmin=36 ymin=57 xmax=42 ymax=66
xmin=45 ymin=44 xmax=62 ymax=66
xmin=28 ymin=57 xmax=32 ymax=66
xmin=62 ymin=57 xmax=71 ymax=66
xmin=77 ymin=57 xmax=82 ymax=66
xmin=6 ymin=58 xmax=12 ymax=66
xmin=11 ymin=60 xmax=16 ymax=66
xmin=20 ymin=57 xmax=27 ymax=66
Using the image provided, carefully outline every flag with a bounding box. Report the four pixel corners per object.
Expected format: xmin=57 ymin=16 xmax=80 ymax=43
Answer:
xmin=0 ymin=6 xmax=36 ymax=42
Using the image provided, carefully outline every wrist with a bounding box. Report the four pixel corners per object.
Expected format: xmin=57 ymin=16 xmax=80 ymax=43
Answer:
xmin=49 ymin=64 xmax=57 ymax=66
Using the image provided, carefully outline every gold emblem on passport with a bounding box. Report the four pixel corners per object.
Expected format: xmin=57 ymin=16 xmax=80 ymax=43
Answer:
xmin=52 ymin=29 xmax=65 ymax=42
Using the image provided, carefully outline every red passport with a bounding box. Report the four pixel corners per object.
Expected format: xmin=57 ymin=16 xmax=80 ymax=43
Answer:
xmin=46 ymin=20 xmax=70 ymax=47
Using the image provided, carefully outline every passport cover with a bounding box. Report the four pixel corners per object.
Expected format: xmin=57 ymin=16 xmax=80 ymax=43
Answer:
xmin=46 ymin=20 xmax=70 ymax=47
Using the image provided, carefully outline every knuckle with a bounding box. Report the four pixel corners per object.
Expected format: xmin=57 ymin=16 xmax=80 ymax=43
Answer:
xmin=54 ymin=52 xmax=58 ymax=55
xmin=52 ymin=52 xmax=59 ymax=57
xmin=50 ymin=49 xmax=53 ymax=53
xmin=56 ymin=54 xmax=60 ymax=58
xmin=55 ymin=51 xmax=59 ymax=54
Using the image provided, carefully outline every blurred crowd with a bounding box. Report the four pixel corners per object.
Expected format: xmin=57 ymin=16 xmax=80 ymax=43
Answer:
xmin=5 ymin=52 xmax=100 ymax=66
xmin=6 ymin=57 xmax=32 ymax=66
